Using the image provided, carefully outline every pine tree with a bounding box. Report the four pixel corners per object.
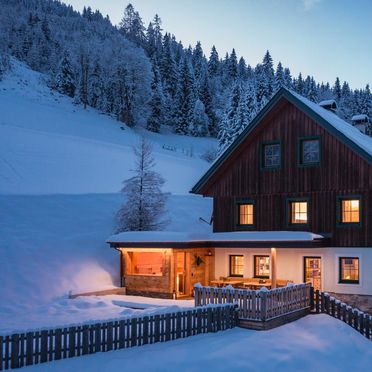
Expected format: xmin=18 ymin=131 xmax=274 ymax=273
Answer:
xmin=147 ymin=62 xmax=163 ymax=133
xmin=115 ymin=65 xmax=135 ymax=127
xmin=55 ymin=53 xmax=76 ymax=97
xmin=333 ymin=77 xmax=342 ymax=102
xmin=199 ymin=74 xmax=217 ymax=136
xmin=190 ymin=99 xmax=209 ymax=136
xmin=339 ymin=81 xmax=353 ymax=120
xmin=116 ymin=138 xmax=169 ymax=232
xmin=119 ymin=3 xmax=145 ymax=45
xmin=88 ymin=61 xmax=104 ymax=108
xmin=208 ymin=45 xmax=219 ymax=77
xmin=227 ymin=48 xmax=238 ymax=81
xmin=238 ymin=57 xmax=247 ymax=80
xmin=174 ymin=58 xmax=195 ymax=135
xmin=217 ymin=82 xmax=241 ymax=152
xmin=274 ymin=61 xmax=284 ymax=92
xmin=283 ymin=68 xmax=292 ymax=89
xmin=295 ymin=73 xmax=304 ymax=95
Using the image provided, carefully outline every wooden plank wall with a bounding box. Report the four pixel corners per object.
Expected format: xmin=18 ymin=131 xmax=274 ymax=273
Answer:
xmin=202 ymin=101 xmax=372 ymax=246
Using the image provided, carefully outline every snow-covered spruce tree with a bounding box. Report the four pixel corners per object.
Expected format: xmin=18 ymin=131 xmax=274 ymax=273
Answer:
xmin=217 ymin=82 xmax=242 ymax=153
xmin=274 ymin=61 xmax=284 ymax=92
xmin=147 ymin=62 xmax=163 ymax=133
xmin=174 ymin=58 xmax=195 ymax=135
xmin=190 ymin=99 xmax=209 ymax=136
xmin=116 ymin=138 xmax=169 ymax=232
xmin=55 ymin=53 xmax=76 ymax=97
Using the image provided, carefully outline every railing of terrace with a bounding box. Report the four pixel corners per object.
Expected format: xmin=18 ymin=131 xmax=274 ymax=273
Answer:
xmin=194 ymin=282 xmax=311 ymax=321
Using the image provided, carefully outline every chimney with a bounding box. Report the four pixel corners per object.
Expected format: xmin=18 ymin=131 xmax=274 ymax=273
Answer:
xmin=319 ymin=99 xmax=338 ymax=112
xmin=351 ymin=114 xmax=369 ymax=134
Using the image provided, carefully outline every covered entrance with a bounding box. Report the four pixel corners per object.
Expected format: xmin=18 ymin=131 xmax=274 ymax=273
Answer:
xmin=176 ymin=251 xmax=186 ymax=296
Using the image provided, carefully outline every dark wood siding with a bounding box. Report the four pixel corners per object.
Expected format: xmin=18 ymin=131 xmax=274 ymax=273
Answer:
xmin=203 ymin=100 xmax=372 ymax=247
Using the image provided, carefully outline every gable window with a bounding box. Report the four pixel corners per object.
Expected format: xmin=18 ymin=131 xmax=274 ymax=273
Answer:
xmin=339 ymin=257 xmax=359 ymax=284
xmin=236 ymin=201 xmax=254 ymax=227
xmin=230 ymin=255 xmax=244 ymax=277
xmin=337 ymin=197 xmax=361 ymax=225
xmin=299 ymin=137 xmax=320 ymax=166
xmin=288 ymin=199 xmax=308 ymax=225
xmin=254 ymin=255 xmax=270 ymax=278
xmin=262 ymin=142 xmax=281 ymax=169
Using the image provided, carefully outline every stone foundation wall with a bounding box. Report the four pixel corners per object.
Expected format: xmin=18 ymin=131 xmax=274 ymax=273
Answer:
xmin=329 ymin=292 xmax=372 ymax=314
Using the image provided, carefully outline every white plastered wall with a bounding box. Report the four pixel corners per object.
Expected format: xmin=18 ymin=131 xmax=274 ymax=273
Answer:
xmin=214 ymin=247 xmax=372 ymax=295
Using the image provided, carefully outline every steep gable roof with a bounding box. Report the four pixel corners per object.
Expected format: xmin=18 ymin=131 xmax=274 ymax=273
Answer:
xmin=191 ymin=87 xmax=372 ymax=194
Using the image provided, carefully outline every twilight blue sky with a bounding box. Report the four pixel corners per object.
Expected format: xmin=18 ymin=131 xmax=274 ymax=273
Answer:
xmin=64 ymin=0 xmax=372 ymax=89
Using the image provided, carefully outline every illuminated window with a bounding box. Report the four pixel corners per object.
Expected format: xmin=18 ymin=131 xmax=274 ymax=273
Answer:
xmin=237 ymin=202 xmax=254 ymax=226
xmin=339 ymin=257 xmax=359 ymax=284
xmin=289 ymin=200 xmax=308 ymax=224
xmin=230 ymin=255 xmax=244 ymax=277
xmin=262 ymin=142 xmax=281 ymax=168
xmin=127 ymin=252 xmax=163 ymax=276
xmin=339 ymin=198 xmax=361 ymax=224
xmin=254 ymin=256 xmax=270 ymax=278
xmin=300 ymin=138 xmax=320 ymax=165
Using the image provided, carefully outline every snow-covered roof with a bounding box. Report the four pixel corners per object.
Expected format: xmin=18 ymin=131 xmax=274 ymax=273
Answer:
xmin=290 ymin=90 xmax=372 ymax=157
xmin=192 ymin=87 xmax=372 ymax=194
xmin=318 ymin=99 xmax=337 ymax=107
xmin=352 ymin=114 xmax=369 ymax=122
xmin=107 ymin=231 xmax=324 ymax=244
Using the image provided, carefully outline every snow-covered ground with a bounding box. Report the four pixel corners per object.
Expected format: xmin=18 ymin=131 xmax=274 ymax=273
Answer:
xmin=0 ymin=60 xmax=213 ymax=332
xmin=25 ymin=315 xmax=372 ymax=372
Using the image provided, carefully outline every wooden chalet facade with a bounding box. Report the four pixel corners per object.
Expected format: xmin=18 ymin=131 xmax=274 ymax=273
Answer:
xmin=108 ymin=88 xmax=372 ymax=299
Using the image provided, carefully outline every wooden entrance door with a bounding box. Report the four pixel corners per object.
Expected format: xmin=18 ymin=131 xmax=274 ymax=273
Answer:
xmin=304 ymin=257 xmax=322 ymax=291
xmin=176 ymin=252 xmax=186 ymax=296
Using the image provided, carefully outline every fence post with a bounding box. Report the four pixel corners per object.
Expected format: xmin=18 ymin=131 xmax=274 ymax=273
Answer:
xmin=194 ymin=286 xmax=199 ymax=307
xmin=315 ymin=290 xmax=320 ymax=313
xmin=310 ymin=286 xmax=314 ymax=310
xmin=10 ymin=334 xmax=20 ymax=369
xmin=260 ymin=291 xmax=267 ymax=321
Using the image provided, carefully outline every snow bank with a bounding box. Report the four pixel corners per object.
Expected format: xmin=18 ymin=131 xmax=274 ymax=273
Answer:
xmin=24 ymin=315 xmax=372 ymax=371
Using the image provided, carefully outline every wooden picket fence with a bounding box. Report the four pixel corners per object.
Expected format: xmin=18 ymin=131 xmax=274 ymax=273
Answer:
xmin=310 ymin=288 xmax=372 ymax=340
xmin=0 ymin=304 xmax=237 ymax=370
xmin=195 ymin=283 xmax=311 ymax=321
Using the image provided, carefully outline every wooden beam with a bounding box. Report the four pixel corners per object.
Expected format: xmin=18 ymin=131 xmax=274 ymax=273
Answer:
xmin=271 ymin=247 xmax=277 ymax=289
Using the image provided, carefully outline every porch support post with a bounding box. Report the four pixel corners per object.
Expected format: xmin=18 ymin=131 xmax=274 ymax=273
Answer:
xmin=271 ymin=247 xmax=277 ymax=289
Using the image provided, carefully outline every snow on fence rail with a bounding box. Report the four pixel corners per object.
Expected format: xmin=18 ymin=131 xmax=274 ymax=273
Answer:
xmin=0 ymin=304 xmax=237 ymax=370
xmin=311 ymin=288 xmax=372 ymax=340
xmin=194 ymin=283 xmax=311 ymax=321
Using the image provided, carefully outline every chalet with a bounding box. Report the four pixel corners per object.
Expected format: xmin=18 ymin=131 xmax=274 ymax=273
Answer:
xmin=107 ymin=87 xmax=372 ymax=301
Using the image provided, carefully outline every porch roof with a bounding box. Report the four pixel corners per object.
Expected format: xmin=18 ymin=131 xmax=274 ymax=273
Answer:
xmin=107 ymin=231 xmax=329 ymax=249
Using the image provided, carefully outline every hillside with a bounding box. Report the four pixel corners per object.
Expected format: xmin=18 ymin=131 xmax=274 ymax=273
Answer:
xmin=0 ymin=60 xmax=214 ymax=332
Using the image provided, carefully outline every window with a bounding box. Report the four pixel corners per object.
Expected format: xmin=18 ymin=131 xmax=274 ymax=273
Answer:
xmin=337 ymin=197 xmax=361 ymax=225
xmin=299 ymin=138 xmax=320 ymax=166
xmin=230 ymin=255 xmax=244 ymax=277
xmin=254 ymin=255 xmax=270 ymax=278
xmin=127 ymin=252 xmax=163 ymax=276
xmin=339 ymin=257 xmax=359 ymax=284
xmin=288 ymin=200 xmax=308 ymax=225
xmin=236 ymin=201 xmax=254 ymax=227
xmin=262 ymin=142 xmax=281 ymax=169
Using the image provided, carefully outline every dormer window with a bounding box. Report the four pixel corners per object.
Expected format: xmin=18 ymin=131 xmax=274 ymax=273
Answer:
xmin=261 ymin=142 xmax=281 ymax=169
xmin=299 ymin=137 xmax=320 ymax=166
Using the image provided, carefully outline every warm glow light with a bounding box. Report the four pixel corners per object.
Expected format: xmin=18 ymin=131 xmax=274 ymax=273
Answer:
xmin=239 ymin=204 xmax=253 ymax=225
xmin=291 ymin=201 xmax=308 ymax=224
xmin=341 ymin=199 xmax=360 ymax=223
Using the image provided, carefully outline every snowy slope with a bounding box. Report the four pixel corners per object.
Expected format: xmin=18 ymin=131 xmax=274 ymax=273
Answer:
xmin=0 ymin=59 xmax=216 ymax=194
xmin=0 ymin=60 xmax=214 ymax=330
xmin=25 ymin=315 xmax=372 ymax=372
